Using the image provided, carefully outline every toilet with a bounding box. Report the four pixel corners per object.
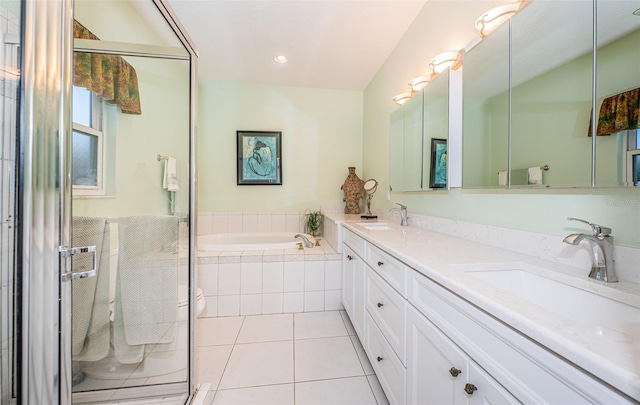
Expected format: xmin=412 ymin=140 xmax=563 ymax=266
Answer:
xmin=80 ymin=286 xmax=205 ymax=380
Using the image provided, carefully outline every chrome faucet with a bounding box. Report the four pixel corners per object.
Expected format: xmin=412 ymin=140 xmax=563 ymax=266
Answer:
xmin=562 ymin=217 xmax=617 ymax=283
xmin=294 ymin=233 xmax=314 ymax=248
xmin=389 ymin=203 xmax=408 ymax=226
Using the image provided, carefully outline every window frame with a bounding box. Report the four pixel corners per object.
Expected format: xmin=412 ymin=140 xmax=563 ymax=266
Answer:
xmin=624 ymin=128 xmax=639 ymax=187
xmin=72 ymin=87 xmax=106 ymax=196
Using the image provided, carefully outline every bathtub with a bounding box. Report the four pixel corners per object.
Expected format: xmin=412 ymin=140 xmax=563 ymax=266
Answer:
xmin=198 ymin=232 xmax=315 ymax=251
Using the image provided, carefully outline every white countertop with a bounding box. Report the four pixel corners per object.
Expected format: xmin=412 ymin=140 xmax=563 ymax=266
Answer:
xmin=334 ymin=216 xmax=640 ymax=401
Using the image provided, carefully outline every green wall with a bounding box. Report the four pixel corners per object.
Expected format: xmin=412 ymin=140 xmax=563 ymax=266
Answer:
xmin=196 ymin=81 xmax=363 ymax=212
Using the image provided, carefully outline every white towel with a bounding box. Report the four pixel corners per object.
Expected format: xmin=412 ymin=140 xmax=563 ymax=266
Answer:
xmin=71 ymin=217 xmax=111 ymax=362
xmin=528 ymin=166 xmax=543 ymax=185
xmin=163 ymin=157 xmax=179 ymax=191
xmin=498 ymin=171 xmax=507 ymax=186
xmin=114 ymin=216 xmax=179 ymax=364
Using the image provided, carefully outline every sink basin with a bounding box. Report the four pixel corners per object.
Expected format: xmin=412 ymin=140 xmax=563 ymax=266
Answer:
xmin=356 ymin=222 xmax=394 ymax=231
xmin=465 ymin=266 xmax=640 ymax=335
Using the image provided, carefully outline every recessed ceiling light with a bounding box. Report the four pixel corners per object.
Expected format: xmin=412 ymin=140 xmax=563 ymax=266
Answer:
xmin=274 ymin=55 xmax=288 ymax=64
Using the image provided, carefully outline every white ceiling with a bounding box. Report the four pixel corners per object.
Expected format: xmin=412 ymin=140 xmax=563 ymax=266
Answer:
xmin=166 ymin=0 xmax=427 ymax=91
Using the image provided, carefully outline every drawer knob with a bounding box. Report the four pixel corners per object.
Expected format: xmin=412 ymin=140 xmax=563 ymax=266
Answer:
xmin=464 ymin=383 xmax=477 ymax=395
xmin=347 ymin=255 xmax=353 ymax=260
xmin=377 ymin=261 xmax=384 ymax=266
xmin=377 ymin=356 xmax=383 ymax=362
xmin=377 ymin=302 xmax=384 ymax=308
xmin=448 ymin=367 xmax=461 ymax=377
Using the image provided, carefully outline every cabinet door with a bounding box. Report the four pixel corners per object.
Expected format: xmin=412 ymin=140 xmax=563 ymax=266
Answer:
xmin=342 ymin=245 xmax=365 ymax=339
xmin=467 ymin=361 xmax=520 ymax=405
xmin=407 ymin=306 xmax=469 ymax=405
xmin=342 ymin=246 xmax=356 ymax=321
xmin=352 ymin=253 xmax=366 ymax=339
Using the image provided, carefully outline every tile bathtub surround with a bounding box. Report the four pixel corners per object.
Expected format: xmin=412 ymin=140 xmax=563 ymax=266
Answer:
xmin=194 ymin=311 xmax=388 ymax=405
xmin=198 ymin=211 xmax=306 ymax=235
xmin=197 ymin=246 xmax=342 ymax=317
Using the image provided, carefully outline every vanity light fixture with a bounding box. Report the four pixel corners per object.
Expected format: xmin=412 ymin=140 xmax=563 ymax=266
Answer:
xmin=475 ymin=2 xmax=522 ymax=38
xmin=392 ymin=92 xmax=413 ymax=106
xmin=633 ymin=7 xmax=640 ymax=16
xmin=429 ymin=50 xmax=464 ymax=74
xmin=409 ymin=75 xmax=432 ymax=92
xmin=273 ymin=55 xmax=288 ymax=63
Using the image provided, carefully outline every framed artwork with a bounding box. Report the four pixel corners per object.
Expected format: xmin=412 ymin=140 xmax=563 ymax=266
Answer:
xmin=237 ymin=130 xmax=282 ymax=185
xmin=429 ymin=138 xmax=447 ymax=189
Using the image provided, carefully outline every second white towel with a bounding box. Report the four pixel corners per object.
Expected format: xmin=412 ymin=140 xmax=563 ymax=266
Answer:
xmin=528 ymin=166 xmax=543 ymax=185
xmin=163 ymin=157 xmax=179 ymax=191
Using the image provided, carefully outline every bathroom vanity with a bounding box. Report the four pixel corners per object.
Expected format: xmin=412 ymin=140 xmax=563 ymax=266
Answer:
xmin=336 ymin=219 xmax=639 ymax=404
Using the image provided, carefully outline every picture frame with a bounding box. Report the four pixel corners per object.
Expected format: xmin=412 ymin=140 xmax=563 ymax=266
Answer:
xmin=237 ymin=130 xmax=282 ymax=185
xmin=429 ymin=138 xmax=447 ymax=189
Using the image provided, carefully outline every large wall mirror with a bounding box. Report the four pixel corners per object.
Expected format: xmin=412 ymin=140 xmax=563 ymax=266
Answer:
xmin=463 ymin=0 xmax=640 ymax=189
xmin=462 ymin=22 xmax=509 ymax=188
xmin=390 ymin=69 xmax=454 ymax=191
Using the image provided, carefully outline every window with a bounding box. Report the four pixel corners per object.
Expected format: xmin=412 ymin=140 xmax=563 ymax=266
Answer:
xmin=72 ymin=86 xmax=105 ymax=195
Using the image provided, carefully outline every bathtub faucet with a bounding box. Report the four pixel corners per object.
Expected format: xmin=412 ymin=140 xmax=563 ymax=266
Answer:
xmin=295 ymin=234 xmax=314 ymax=248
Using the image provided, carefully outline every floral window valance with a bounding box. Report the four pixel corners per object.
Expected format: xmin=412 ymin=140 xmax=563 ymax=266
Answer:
xmin=588 ymin=87 xmax=639 ymax=136
xmin=73 ymin=21 xmax=142 ymax=115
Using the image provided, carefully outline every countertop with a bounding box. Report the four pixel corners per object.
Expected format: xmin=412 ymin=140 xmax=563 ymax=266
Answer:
xmin=330 ymin=214 xmax=640 ymax=401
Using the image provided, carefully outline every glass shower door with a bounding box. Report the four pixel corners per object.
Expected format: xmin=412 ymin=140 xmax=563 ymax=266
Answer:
xmin=69 ymin=51 xmax=192 ymax=404
xmin=0 ymin=2 xmax=20 ymax=403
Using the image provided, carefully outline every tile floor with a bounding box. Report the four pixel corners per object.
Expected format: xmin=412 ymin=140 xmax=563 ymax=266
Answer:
xmin=195 ymin=310 xmax=389 ymax=405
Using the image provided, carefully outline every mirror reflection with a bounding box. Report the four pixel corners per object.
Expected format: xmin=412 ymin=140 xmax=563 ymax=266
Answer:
xmin=511 ymin=0 xmax=593 ymax=188
xmin=462 ymin=21 xmax=509 ymax=188
xmin=595 ymin=1 xmax=640 ymax=187
xmin=389 ymin=68 xmax=453 ymax=191
xmin=462 ymin=0 xmax=640 ymax=189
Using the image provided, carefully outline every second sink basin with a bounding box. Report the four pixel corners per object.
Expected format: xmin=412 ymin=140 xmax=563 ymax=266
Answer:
xmin=356 ymin=222 xmax=394 ymax=231
xmin=463 ymin=265 xmax=640 ymax=336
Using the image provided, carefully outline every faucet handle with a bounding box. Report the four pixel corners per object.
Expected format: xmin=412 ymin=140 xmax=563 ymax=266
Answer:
xmin=567 ymin=217 xmax=611 ymax=238
xmin=396 ymin=203 xmax=407 ymax=210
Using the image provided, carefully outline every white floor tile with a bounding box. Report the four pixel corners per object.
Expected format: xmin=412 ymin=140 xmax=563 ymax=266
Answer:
xmin=339 ymin=310 xmax=357 ymax=336
xmin=367 ymin=374 xmax=390 ymax=405
xmin=213 ymin=384 xmax=294 ymax=405
xmin=294 ymin=311 xmax=347 ymax=340
xmin=236 ymin=314 xmax=293 ymax=344
xmin=197 ymin=317 xmax=244 ymax=346
xmin=196 ymin=345 xmax=233 ymax=386
xmin=295 ymin=376 xmax=377 ymax=405
xmin=350 ymin=335 xmax=374 ymax=375
xmin=219 ymin=341 xmax=294 ymax=389
xmin=295 ymin=336 xmax=364 ymax=382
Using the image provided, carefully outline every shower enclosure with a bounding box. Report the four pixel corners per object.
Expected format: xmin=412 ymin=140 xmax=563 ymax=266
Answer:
xmin=1 ymin=0 xmax=198 ymax=403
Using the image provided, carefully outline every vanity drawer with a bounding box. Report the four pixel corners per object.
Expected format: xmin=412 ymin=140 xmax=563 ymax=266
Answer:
xmin=365 ymin=312 xmax=406 ymax=405
xmin=343 ymin=229 xmax=365 ymax=259
xmin=366 ymin=267 xmax=406 ymax=363
xmin=366 ymin=242 xmax=407 ymax=297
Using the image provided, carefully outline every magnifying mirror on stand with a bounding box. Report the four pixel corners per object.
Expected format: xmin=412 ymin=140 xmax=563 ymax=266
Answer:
xmin=361 ymin=179 xmax=378 ymax=219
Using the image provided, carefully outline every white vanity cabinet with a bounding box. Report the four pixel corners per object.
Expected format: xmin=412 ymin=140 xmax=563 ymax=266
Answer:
xmin=340 ymin=225 xmax=635 ymax=405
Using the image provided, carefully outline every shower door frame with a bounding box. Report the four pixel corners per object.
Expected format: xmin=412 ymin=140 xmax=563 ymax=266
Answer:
xmin=18 ymin=0 xmax=198 ymax=402
xmin=69 ymin=2 xmax=199 ymax=402
xmin=70 ymin=16 xmax=198 ymax=405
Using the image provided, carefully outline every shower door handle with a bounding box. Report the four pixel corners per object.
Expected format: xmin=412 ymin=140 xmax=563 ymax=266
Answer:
xmin=59 ymin=245 xmax=97 ymax=282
